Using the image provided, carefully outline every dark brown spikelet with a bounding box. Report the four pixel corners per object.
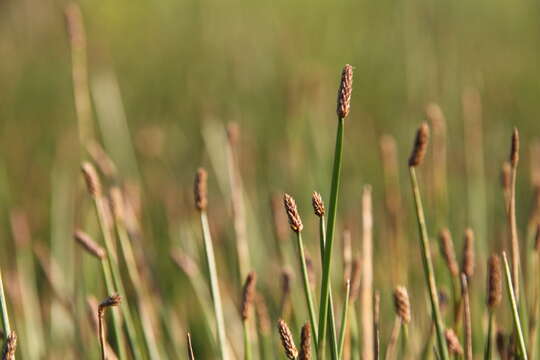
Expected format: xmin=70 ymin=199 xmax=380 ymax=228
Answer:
xmin=283 ymin=193 xmax=303 ymax=233
xmin=311 ymin=191 xmax=325 ymax=217
xmin=393 ymin=286 xmax=411 ymax=324
xmin=462 ymin=228 xmax=475 ymax=278
xmin=278 ymin=319 xmax=298 ymax=360
xmin=99 ymin=294 xmax=122 ymax=311
xmin=187 ymin=333 xmax=195 ymax=360
xmin=298 ymin=322 xmax=311 ymax=360
xmin=1 ymin=331 xmax=17 ymax=360
xmin=74 ymin=230 xmax=106 ymax=259
xmin=81 ymin=162 xmax=101 ymax=197
xmin=241 ymin=272 xmax=257 ymax=321
xmin=194 ymin=168 xmax=208 ymax=211
xmin=487 ymin=254 xmax=502 ymax=309
xmin=510 ymin=127 xmax=520 ymax=167
xmin=439 ymin=228 xmax=459 ymax=277
xmin=337 ymin=64 xmax=353 ymax=119
xmin=445 ymin=328 xmax=464 ymax=355
xmin=408 ymin=122 xmax=430 ymax=167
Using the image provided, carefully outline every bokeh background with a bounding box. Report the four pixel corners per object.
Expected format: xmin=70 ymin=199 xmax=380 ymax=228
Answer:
xmin=1 ymin=0 xmax=540 ymax=358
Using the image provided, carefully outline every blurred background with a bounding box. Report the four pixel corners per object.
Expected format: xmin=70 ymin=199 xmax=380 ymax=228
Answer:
xmin=1 ymin=0 xmax=540 ymax=358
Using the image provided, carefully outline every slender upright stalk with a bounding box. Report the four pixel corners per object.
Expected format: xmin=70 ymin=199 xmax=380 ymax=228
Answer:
xmin=484 ymin=312 xmax=494 ymax=360
xmin=241 ymin=272 xmax=256 ymax=360
xmin=187 ymin=333 xmax=196 ymax=360
xmin=385 ymin=317 xmax=402 ymax=360
xmin=338 ymin=280 xmax=351 ymax=359
xmin=502 ymin=251 xmax=528 ymax=359
xmin=508 ymin=128 xmax=521 ymax=301
xmin=319 ymin=64 xmax=352 ymax=359
xmin=461 ymin=274 xmax=472 ymax=360
xmin=200 ymin=211 xmax=229 ymax=360
xmin=408 ymin=122 xmax=449 ymax=360
xmin=361 ymin=186 xmax=374 ymax=360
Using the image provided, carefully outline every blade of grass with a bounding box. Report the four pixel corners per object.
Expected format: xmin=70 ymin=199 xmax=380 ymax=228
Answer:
xmin=338 ymin=280 xmax=351 ymax=359
xmin=502 ymin=251 xmax=528 ymax=359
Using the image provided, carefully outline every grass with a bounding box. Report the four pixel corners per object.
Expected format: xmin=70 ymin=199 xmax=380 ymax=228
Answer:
xmin=4 ymin=2 xmax=540 ymax=358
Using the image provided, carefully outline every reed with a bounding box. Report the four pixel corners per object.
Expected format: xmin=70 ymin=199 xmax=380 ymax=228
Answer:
xmin=194 ymin=168 xmax=229 ymax=360
xmin=187 ymin=333 xmax=195 ymax=360
xmin=317 ymin=64 xmax=353 ymax=360
xmin=408 ymin=123 xmax=449 ymax=360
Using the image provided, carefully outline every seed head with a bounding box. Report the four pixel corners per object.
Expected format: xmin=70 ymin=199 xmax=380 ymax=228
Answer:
xmin=535 ymin=224 xmax=540 ymax=252
xmin=462 ymin=228 xmax=475 ymax=279
xmin=99 ymin=294 xmax=122 ymax=311
xmin=439 ymin=228 xmax=459 ymax=277
xmin=311 ymin=192 xmax=325 ymax=217
xmin=510 ymin=127 xmax=520 ymax=167
xmin=408 ymin=122 xmax=430 ymax=167
xmin=445 ymin=328 xmax=463 ymax=355
xmin=74 ymin=230 xmax=106 ymax=259
xmin=283 ymin=193 xmax=303 ymax=233
xmin=487 ymin=254 xmax=502 ymax=309
xmin=336 ymin=64 xmax=353 ymax=119
xmin=81 ymin=162 xmax=101 ymax=197
xmin=299 ymin=323 xmax=312 ymax=360
xmin=1 ymin=331 xmax=17 ymax=360
xmin=278 ymin=319 xmax=298 ymax=360
xmin=194 ymin=168 xmax=208 ymax=211
xmin=241 ymin=272 xmax=257 ymax=321
xmin=393 ymin=286 xmax=411 ymax=324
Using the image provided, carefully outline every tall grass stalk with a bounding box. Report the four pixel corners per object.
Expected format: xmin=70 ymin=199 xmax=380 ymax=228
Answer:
xmin=502 ymin=251 xmax=528 ymax=359
xmin=361 ymin=186 xmax=374 ymax=360
xmin=508 ymin=128 xmax=521 ymax=301
xmin=318 ymin=64 xmax=352 ymax=360
xmin=337 ymin=280 xmax=351 ymax=359
xmin=461 ymin=274 xmax=472 ymax=360
xmin=408 ymin=123 xmax=449 ymax=360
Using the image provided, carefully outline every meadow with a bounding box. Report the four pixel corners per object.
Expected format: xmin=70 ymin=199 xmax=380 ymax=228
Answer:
xmin=2 ymin=0 xmax=540 ymax=358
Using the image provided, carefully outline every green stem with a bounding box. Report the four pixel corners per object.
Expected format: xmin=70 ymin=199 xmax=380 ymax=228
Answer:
xmin=484 ymin=311 xmax=494 ymax=360
xmin=114 ymin=214 xmax=162 ymax=359
xmin=318 ymin=117 xmax=345 ymax=360
xmin=296 ymin=232 xmax=319 ymax=353
xmin=409 ymin=167 xmax=449 ymax=360
xmin=200 ymin=211 xmax=229 ymax=360
xmin=94 ymin=197 xmax=143 ymax=360
xmin=503 ymin=252 xmax=528 ymax=359
xmin=243 ymin=321 xmax=251 ymax=360
xmin=99 ymin=258 xmax=127 ymax=360
xmin=319 ymin=217 xmax=339 ymax=360
xmin=338 ymin=281 xmax=351 ymax=360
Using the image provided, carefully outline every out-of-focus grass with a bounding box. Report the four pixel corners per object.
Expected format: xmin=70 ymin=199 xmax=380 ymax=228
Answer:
xmin=1 ymin=0 xmax=540 ymax=358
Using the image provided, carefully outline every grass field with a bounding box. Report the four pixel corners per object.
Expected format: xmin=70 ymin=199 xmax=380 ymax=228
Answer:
xmin=2 ymin=0 xmax=540 ymax=358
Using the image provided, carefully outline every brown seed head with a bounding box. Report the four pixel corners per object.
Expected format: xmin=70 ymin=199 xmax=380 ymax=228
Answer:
xmin=99 ymin=294 xmax=122 ymax=310
xmin=81 ymin=162 xmax=101 ymax=197
xmin=283 ymin=193 xmax=303 ymax=233
xmin=393 ymin=286 xmax=411 ymax=324
xmin=487 ymin=254 xmax=502 ymax=309
xmin=311 ymin=192 xmax=325 ymax=217
xmin=194 ymin=168 xmax=208 ymax=211
xmin=445 ymin=328 xmax=464 ymax=355
xmin=510 ymin=127 xmax=520 ymax=167
xmin=336 ymin=64 xmax=353 ymax=119
xmin=462 ymin=228 xmax=475 ymax=278
xmin=299 ymin=323 xmax=312 ymax=360
xmin=241 ymin=272 xmax=257 ymax=321
xmin=278 ymin=319 xmax=298 ymax=360
xmin=439 ymin=228 xmax=459 ymax=277
xmin=408 ymin=122 xmax=430 ymax=167
xmin=74 ymin=230 xmax=106 ymax=259
xmin=2 ymin=331 xmax=17 ymax=360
